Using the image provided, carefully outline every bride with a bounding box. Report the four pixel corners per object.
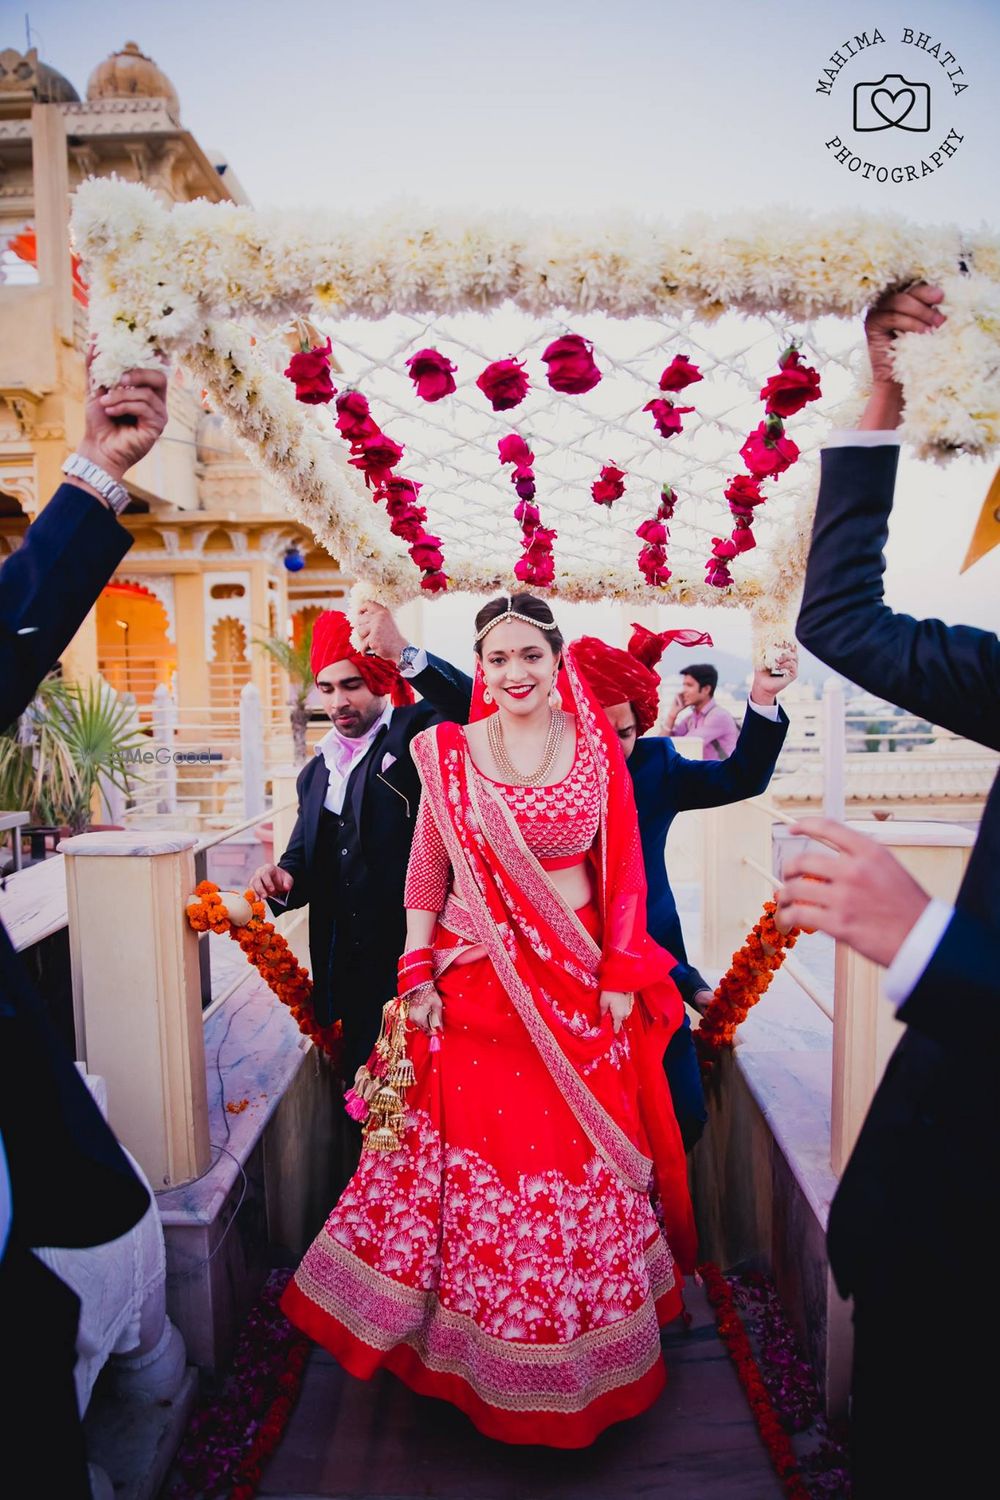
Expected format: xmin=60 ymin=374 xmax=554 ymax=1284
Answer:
xmin=281 ymin=592 xmax=696 ymax=1447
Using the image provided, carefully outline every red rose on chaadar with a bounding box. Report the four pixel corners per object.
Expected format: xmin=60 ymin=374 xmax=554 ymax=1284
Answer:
xmin=405 ymin=348 xmax=457 ymax=402
xmin=513 ymin=470 xmax=536 ymax=500
xmin=739 ymin=420 xmax=799 ymax=479
xmin=514 ymin=499 xmax=540 ymax=531
xmin=476 ymin=357 xmax=530 ymax=411
xmin=638 ymin=542 xmax=671 ymax=586
xmin=541 ymin=334 xmax=602 ymax=394
xmin=636 ymin=517 xmax=667 ymax=546
xmin=284 ymin=338 xmax=336 ymax=405
xmin=592 ymin=463 xmax=627 ymax=506
xmin=659 ymin=354 xmax=703 ymax=392
xmin=705 ymin=536 xmax=738 ymax=588
xmin=409 ymin=533 xmax=445 ymax=572
xmin=384 ymin=489 xmax=428 ymax=542
xmin=644 ymin=398 xmax=694 ymax=439
xmin=731 ymin=519 xmax=757 ymax=552
xmin=760 ymin=348 xmax=822 ymax=418
xmin=497 ymin=434 xmax=534 ymax=468
xmin=420 ymin=569 xmax=448 ymax=594
xmin=724 ymin=474 xmax=765 ymax=508
xmin=335 ymin=390 xmax=380 ymax=442
xmin=348 ymin=433 xmax=404 ymax=489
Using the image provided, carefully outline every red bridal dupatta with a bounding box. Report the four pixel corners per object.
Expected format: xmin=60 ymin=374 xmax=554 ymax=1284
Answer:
xmin=281 ymin=651 xmax=697 ymax=1447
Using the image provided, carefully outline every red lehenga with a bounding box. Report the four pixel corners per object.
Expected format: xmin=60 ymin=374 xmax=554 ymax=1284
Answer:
xmin=281 ymin=656 xmax=697 ymax=1448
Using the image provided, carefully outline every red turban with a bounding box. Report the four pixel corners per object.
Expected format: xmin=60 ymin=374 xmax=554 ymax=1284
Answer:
xmin=569 ymin=625 xmax=713 ymax=736
xmin=309 ymin=610 xmax=414 ymax=707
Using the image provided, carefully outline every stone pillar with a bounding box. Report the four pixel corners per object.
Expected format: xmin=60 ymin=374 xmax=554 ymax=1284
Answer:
xmin=701 ymin=796 xmax=776 ymax=971
xmin=152 ymin=683 xmax=179 ymax=814
xmin=822 ymin=677 xmax=846 ymax=822
xmin=61 ymin=831 xmax=210 ymax=1188
xmin=239 ymin=682 xmax=265 ymax=819
xmin=31 ymin=103 xmax=74 ymax=344
xmin=830 ymin=820 xmax=974 ymax=1173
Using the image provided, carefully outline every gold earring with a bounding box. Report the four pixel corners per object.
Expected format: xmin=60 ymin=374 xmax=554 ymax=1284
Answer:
xmin=548 ymin=678 xmax=561 ymax=709
xmin=482 ymin=687 xmax=493 ymax=705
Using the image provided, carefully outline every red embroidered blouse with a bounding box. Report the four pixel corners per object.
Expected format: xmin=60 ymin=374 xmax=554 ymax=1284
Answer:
xmin=405 ymin=726 xmax=600 ymax=911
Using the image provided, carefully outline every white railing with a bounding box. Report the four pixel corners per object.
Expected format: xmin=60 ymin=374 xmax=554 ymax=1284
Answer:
xmin=113 ymin=683 xmax=323 ymax=833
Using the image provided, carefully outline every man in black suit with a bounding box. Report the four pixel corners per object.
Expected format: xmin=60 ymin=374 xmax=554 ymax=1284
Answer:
xmin=250 ymin=610 xmax=457 ymax=1080
xmin=355 ymin=604 xmax=794 ymax=1148
xmin=778 ymin=282 xmax=999 ymax=1496
xmin=1 ymin=363 xmax=169 ymax=1496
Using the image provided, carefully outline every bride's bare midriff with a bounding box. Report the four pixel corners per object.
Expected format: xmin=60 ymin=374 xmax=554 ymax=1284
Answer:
xmin=448 ymin=859 xmax=595 ymax=967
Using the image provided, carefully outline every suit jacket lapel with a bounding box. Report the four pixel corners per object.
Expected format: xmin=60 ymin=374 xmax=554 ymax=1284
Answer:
xmin=303 ymin=757 xmax=328 ymax=865
xmin=348 ymin=722 xmax=389 ymax=838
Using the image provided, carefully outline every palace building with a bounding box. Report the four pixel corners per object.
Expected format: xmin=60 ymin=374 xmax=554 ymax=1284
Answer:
xmin=0 ymin=41 xmax=350 ymax=798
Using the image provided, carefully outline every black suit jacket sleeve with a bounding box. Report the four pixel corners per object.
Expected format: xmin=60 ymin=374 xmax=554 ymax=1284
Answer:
xmin=797 ymin=445 xmax=1000 ymax=753
xmin=0 ymin=484 xmax=132 ymax=728
xmin=899 ymin=909 xmax=1000 ymax=1042
xmin=410 ymin=652 xmax=474 ymax=722
xmin=275 ymin=762 xmax=315 ymax=912
xmin=648 ymin=705 xmax=788 ymax=813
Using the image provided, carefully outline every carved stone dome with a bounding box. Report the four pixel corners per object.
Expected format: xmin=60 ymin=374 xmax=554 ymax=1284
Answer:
xmin=0 ymin=48 xmax=79 ymax=102
xmin=86 ymin=42 xmax=179 ymax=118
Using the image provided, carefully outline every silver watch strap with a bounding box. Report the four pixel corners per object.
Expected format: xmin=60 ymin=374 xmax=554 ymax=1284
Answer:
xmin=62 ymin=453 xmax=131 ymax=516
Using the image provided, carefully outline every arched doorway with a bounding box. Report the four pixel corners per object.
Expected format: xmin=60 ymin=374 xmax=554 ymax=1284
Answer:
xmin=210 ymin=616 xmax=251 ymax=710
xmin=97 ymin=582 xmax=175 ymax=705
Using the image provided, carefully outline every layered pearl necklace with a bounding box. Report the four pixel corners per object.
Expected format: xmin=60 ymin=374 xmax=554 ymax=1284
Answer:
xmin=487 ymin=708 xmax=565 ymax=787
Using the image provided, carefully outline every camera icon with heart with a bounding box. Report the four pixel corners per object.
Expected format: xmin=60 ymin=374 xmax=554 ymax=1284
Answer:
xmin=853 ymin=74 xmax=931 ymax=132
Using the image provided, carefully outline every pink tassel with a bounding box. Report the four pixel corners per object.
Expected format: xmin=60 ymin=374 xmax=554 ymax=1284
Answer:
xmin=344 ymin=1088 xmax=369 ymax=1121
xmin=428 ymin=1034 xmax=442 ymax=1053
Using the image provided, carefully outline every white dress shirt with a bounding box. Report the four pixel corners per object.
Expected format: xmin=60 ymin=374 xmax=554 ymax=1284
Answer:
xmin=316 ymin=703 xmax=393 ymax=815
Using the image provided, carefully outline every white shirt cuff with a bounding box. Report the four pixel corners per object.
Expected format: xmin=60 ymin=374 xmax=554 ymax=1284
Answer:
xmin=399 ymin=646 xmax=429 ymax=678
xmin=746 ymin=696 xmax=780 ymax=720
xmin=883 ymin=898 xmax=954 ymax=1006
xmin=824 ymin=429 xmax=902 ymax=448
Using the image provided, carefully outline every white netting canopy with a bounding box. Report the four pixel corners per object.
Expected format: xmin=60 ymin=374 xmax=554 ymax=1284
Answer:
xmin=72 ymin=181 xmax=1000 ymax=652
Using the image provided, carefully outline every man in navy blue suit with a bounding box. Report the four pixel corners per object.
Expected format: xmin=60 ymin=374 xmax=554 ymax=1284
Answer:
xmin=778 ymin=282 xmax=1000 ymax=1496
xmin=1 ymin=361 xmax=168 ymax=1496
xmin=357 ymin=605 xmax=795 ymax=1148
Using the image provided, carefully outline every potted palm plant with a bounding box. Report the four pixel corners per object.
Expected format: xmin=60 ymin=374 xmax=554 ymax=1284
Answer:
xmin=0 ymin=675 xmax=148 ymax=845
xmin=255 ymin=620 xmax=315 ymax=768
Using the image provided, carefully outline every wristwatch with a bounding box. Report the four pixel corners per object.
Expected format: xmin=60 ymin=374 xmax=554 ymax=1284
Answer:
xmin=398 ymin=644 xmax=421 ymax=674
xmin=62 ymin=453 xmax=131 ymax=516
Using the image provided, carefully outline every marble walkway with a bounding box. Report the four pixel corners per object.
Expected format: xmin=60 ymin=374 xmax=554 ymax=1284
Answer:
xmin=257 ymin=1283 xmax=785 ymax=1500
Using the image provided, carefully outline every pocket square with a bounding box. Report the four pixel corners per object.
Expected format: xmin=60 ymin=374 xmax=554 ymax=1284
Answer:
xmin=381 ymin=751 xmax=397 ymax=772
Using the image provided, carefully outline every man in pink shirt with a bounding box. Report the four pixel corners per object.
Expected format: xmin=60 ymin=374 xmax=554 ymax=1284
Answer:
xmin=662 ymin=662 xmax=739 ymax=760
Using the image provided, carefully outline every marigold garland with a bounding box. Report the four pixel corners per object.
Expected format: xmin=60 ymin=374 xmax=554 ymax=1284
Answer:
xmin=186 ymin=881 xmax=343 ymax=1070
xmin=698 ymin=1261 xmax=812 ymax=1500
xmin=694 ymin=900 xmax=804 ymax=1068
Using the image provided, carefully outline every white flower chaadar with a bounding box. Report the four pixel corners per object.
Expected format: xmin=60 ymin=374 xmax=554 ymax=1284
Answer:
xmin=71 ymin=179 xmax=1000 ymax=630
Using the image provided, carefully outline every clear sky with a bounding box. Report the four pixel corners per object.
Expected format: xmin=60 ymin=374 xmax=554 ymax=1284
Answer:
xmin=14 ymin=0 xmax=1000 ymax=660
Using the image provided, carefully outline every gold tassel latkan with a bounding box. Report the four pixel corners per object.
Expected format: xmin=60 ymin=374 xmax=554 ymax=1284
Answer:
xmin=361 ymin=996 xmax=414 ymax=1154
